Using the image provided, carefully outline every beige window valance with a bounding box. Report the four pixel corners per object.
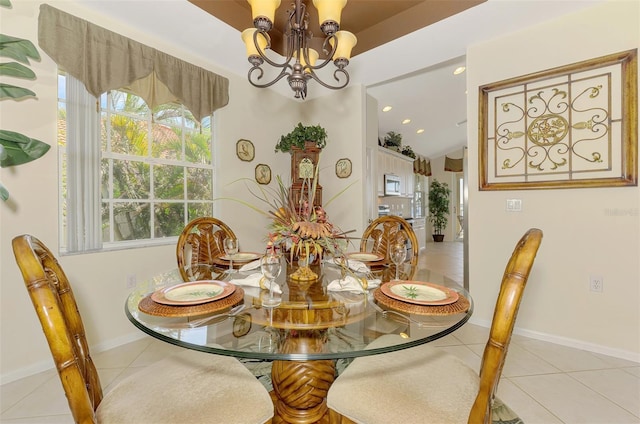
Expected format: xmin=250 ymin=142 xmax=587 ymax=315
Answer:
xmin=413 ymin=156 xmax=431 ymax=176
xmin=38 ymin=4 xmax=228 ymax=121
xmin=444 ymin=156 xmax=463 ymax=172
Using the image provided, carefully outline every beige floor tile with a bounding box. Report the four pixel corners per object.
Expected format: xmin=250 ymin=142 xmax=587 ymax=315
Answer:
xmin=518 ymin=339 xmax=620 ymax=372
xmin=497 ymin=378 xmax=563 ymax=424
xmin=1 ymin=377 xmax=69 ymax=420
xmin=0 ymin=370 xmax=57 ymax=414
xmin=624 ymin=367 xmax=640 ymax=378
xmin=511 ymin=373 xmax=640 ymax=423
xmin=495 ymin=343 xmax=562 ymax=377
xmin=569 ymin=368 xmax=640 ymax=418
xmin=449 ymin=322 xmax=490 ymax=344
xmin=91 ymin=337 xmax=152 ymax=369
xmin=436 ymin=344 xmax=481 ymax=372
xmin=0 ymin=415 xmax=73 ymax=423
xmin=128 ymin=338 xmax=184 ymax=367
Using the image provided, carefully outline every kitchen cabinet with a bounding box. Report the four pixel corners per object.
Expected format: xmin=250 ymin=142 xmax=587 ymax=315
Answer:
xmin=377 ymin=147 xmax=415 ymax=197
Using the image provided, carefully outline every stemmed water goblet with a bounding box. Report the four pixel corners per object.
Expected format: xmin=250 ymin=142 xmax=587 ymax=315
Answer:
xmin=261 ymin=251 xmax=282 ymax=308
xmin=223 ymin=237 xmax=239 ymax=274
xmin=389 ymin=243 xmax=407 ymax=281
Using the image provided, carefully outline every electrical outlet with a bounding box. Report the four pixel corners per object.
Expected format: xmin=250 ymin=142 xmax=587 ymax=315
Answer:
xmin=589 ymin=275 xmax=603 ymax=292
xmin=126 ymin=274 xmax=137 ymax=289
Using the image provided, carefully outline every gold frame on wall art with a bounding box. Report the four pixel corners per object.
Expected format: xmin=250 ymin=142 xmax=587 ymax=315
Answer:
xmin=479 ymin=49 xmax=637 ymax=190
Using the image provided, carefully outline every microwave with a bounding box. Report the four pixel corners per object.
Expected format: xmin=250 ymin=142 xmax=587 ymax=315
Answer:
xmin=384 ymin=174 xmax=401 ymax=196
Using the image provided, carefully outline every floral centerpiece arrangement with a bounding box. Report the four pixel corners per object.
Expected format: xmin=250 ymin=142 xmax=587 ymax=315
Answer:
xmin=262 ymin=176 xmax=353 ymax=280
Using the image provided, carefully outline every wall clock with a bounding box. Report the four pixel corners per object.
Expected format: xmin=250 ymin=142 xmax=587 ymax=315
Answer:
xmin=236 ymin=139 xmax=255 ymax=162
xmin=335 ymin=158 xmax=352 ymax=178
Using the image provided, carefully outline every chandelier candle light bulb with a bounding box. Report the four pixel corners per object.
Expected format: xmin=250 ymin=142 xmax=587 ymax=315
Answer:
xmin=242 ymin=0 xmax=356 ymax=99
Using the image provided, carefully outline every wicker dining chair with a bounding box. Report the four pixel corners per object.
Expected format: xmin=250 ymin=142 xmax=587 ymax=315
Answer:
xmin=176 ymin=217 xmax=236 ymax=281
xmin=328 ymin=228 xmax=543 ymax=424
xmin=12 ymin=234 xmax=273 ymax=424
xmin=360 ymin=215 xmax=419 ymax=280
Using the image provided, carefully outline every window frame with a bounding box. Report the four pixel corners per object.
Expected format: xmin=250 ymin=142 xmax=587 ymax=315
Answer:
xmin=57 ymin=73 xmax=216 ymax=253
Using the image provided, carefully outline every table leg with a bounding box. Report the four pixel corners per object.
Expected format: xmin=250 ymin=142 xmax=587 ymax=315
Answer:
xmin=271 ymin=359 xmax=335 ymax=424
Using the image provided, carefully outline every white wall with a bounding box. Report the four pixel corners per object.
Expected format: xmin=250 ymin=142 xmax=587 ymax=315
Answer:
xmin=0 ymin=1 xmax=367 ymax=382
xmin=466 ymin=0 xmax=640 ymax=360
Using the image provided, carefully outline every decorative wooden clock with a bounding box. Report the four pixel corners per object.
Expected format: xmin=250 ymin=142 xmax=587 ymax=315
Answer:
xmin=290 ymin=142 xmax=322 ymax=207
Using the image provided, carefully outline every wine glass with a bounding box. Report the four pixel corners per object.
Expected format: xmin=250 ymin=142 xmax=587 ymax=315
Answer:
xmin=261 ymin=251 xmax=282 ymax=307
xmin=389 ymin=243 xmax=406 ymax=281
xmin=223 ymin=237 xmax=239 ymax=274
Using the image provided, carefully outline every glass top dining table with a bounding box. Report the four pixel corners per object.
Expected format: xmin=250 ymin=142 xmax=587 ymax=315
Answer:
xmin=125 ymin=259 xmax=473 ymax=423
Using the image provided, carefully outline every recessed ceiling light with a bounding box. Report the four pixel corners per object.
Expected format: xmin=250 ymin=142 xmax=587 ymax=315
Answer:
xmin=416 ymin=129 xmax=425 ymax=134
xmin=453 ymin=66 xmax=466 ymax=75
xmin=382 ymin=106 xmax=392 ymax=112
xmin=402 ymin=119 xmax=411 ymax=124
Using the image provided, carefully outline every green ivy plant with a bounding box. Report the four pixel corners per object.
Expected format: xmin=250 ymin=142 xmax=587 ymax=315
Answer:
xmin=401 ymin=145 xmax=416 ymax=159
xmin=0 ymin=0 xmax=51 ymax=201
xmin=275 ymin=122 xmax=327 ymax=153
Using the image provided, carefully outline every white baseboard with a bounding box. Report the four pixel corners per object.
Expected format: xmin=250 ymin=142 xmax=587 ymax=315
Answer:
xmin=469 ymin=318 xmax=640 ymax=364
xmin=0 ymin=332 xmax=148 ymax=385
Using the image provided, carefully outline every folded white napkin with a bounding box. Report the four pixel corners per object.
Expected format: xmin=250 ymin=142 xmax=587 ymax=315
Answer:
xmin=324 ymin=258 xmax=370 ymax=274
xmin=239 ymin=259 xmax=262 ymax=272
xmin=327 ymin=275 xmax=381 ymax=292
xmin=229 ymin=272 xmax=282 ymax=294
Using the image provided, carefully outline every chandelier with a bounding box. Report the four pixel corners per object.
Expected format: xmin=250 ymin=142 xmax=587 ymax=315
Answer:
xmin=241 ymin=0 xmax=357 ymax=100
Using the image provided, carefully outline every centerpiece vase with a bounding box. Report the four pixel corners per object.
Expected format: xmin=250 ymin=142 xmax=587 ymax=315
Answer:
xmin=288 ymin=255 xmax=318 ymax=281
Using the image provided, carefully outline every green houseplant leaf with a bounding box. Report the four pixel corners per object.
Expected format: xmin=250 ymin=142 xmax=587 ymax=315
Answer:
xmin=275 ymin=123 xmax=328 ymax=153
xmin=0 ymin=129 xmax=51 ymax=167
xmin=0 ymin=34 xmax=40 ymax=65
xmin=0 ymin=61 xmax=36 ymax=78
xmin=1 ymin=0 xmax=50 ymax=201
xmin=0 ymin=83 xmax=36 ymax=99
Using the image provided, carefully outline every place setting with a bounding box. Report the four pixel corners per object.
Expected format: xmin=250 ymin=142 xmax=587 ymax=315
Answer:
xmin=374 ymin=280 xmax=469 ymax=316
xmin=212 ymin=238 xmax=262 ymax=272
xmin=138 ymin=279 xmax=245 ymax=317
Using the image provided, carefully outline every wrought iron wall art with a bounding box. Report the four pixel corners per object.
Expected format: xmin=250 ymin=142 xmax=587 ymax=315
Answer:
xmin=479 ymin=49 xmax=637 ymax=190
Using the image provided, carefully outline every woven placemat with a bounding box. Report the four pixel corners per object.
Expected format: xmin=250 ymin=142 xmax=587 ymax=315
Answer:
xmin=138 ymin=286 xmax=245 ymax=317
xmin=373 ymin=288 xmax=470 ymax=316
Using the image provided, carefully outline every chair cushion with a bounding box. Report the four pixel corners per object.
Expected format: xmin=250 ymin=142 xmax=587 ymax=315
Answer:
xmin=328 ymin=335 xmax=520 ymax=424
xmin=97 ymin=349 xmax=273 ymax=424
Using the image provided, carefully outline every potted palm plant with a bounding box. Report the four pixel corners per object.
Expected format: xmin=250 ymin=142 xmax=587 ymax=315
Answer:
xmin=428 ymin=179 xmax=451 ymax=242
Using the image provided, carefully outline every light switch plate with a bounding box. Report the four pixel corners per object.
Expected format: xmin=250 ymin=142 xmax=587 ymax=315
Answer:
xmin=506 ymin=199 xmax=522 ymax=212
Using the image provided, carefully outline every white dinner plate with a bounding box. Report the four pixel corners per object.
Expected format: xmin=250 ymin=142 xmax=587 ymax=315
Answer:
xmin=346 ymin=252 xmax=384 ymax=262
xmin=151 ymin=280 xmax=236 ymax=306
xmin=219 ymin=252 xmax=261 ymax=262
xmin=380 ymin=281 xmax=459 ymax=306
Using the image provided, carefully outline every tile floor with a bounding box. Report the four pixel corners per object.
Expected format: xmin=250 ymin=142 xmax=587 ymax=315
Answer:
xmin=1 ymin=241 xmax=639 ymax=423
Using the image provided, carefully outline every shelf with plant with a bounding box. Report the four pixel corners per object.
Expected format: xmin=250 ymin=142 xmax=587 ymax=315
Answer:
xmin=274 ymin=122 xmax=327 ymax=153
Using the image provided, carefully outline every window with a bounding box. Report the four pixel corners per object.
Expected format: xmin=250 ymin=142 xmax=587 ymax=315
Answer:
xmin=58 ymin=73 xmax=214 ymax=252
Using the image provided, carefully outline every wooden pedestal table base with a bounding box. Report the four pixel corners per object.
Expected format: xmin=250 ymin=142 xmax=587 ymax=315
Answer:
xmin=271 ymin=359 xmax=335 ymax=424
xmin=270 ymin=335 xmax=335 ymax=424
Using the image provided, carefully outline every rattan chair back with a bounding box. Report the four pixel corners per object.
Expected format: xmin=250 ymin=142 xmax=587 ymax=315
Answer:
xmin=360 ymin=216 xmax=419 ymax=279
xmin=12 ymin=235 xmax=103 ymax=424
xmin=468 ymin=228 xmax=543 ymax=423
xmin=176 ymin=217 xmax=236 ymax=281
